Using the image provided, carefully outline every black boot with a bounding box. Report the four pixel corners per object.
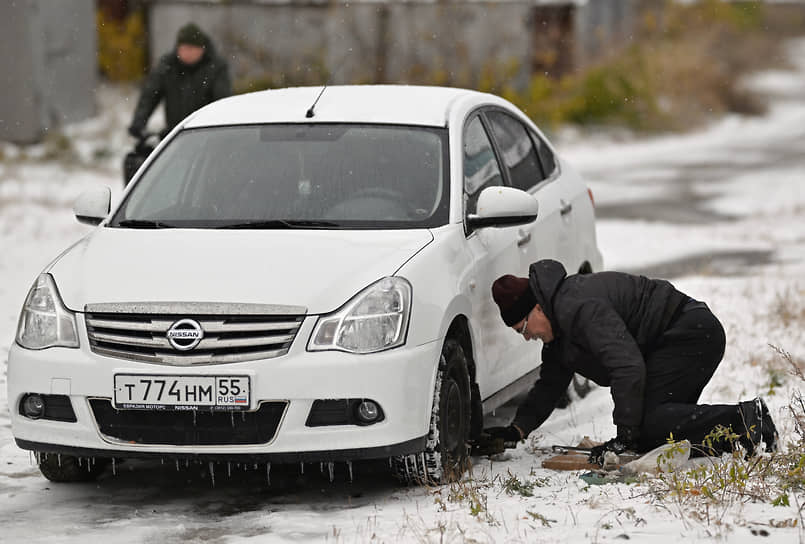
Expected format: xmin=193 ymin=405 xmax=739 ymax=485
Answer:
xmin=738 ymin=398 xmax=778 ymax=454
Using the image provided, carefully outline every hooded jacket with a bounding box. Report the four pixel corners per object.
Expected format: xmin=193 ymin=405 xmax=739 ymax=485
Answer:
xmin=511 ymin=260 xmax=688 ymax=436
xmin=129 ymin=30 xmax=230 ymax=137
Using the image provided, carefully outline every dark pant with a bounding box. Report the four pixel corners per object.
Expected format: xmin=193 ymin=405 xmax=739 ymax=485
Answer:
xmin=637 ymin=302 xmax=739 ymax=454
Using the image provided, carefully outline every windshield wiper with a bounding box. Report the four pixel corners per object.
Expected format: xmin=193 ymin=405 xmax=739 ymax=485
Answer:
xmin=215 ymin=220 xmax=341 ymax=229
xmin=113 ymin=219 xmax=178 ymax=229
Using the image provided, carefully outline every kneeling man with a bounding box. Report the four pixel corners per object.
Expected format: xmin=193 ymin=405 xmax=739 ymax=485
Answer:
xmin=484 ymin=260 xmax=777 ymax=463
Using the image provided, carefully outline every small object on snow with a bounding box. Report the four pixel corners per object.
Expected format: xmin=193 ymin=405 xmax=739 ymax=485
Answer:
xmin=601 ymin=451 xmax=621 ymax=471
xmin=543 ymin=452 xmax=598 ymax=471
xmin=551 ymin=444 xmax=593 ymax=454
xmin=579 ymin=471 xmax=637 ymax=486
xmin=621 ymin=441 xmax=691 ymax=477
xmin=544 ymin=448 xmax=639 ymax=471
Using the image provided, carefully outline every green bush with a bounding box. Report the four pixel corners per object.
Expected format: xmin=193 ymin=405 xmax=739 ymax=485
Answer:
xmin=502 ymin=0 xmax=783 ymax=132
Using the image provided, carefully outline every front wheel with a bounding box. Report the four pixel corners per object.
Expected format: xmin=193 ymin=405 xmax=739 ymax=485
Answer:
xmin=38 ymin=453 xmax=107 ymax=483
xmin=391 ymin=338 xmax=471 ymax=485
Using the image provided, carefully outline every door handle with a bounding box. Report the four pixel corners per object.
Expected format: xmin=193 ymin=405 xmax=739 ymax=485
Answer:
xmin=517 ymin=230 xmax=531 ymax=247
xmin=560 ymin=199 xmax=573 ymax=216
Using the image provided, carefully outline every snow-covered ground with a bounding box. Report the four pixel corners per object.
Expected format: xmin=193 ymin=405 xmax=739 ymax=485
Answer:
xmin=2 ymin=39 xmax=805 ymax=543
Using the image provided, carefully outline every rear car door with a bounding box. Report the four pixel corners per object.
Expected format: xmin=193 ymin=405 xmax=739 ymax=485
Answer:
xmin=531 ymin=129 xmax=600 ymax=273
xmin=485 ymin=110 xmax=580 ymax=271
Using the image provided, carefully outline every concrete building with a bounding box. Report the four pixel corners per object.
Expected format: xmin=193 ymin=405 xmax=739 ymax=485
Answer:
xmin=145 ymin=0 xmax=638 ymax=92
xmin=0 ymin=0 xmax=97 ymax=144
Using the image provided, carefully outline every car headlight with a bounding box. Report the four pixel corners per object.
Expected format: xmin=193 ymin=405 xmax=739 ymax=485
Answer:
xmin=308 ymin=277 xmax=412 ymax=354
xmin=16 ymin=274 xmax=79 ymax=350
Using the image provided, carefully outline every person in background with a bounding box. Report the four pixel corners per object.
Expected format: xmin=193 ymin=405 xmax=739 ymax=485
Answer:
xmin=480 ymin=259 xmax=777 ymax=464
xmin=128 ymin=22 xmax=230 ymax=139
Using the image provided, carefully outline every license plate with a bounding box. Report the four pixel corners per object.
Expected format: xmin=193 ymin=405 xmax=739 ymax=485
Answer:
xmin=113 ymin=374 xmax=251 ymax=411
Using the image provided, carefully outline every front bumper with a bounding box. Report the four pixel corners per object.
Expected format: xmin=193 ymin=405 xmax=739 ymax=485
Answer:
xmin=8 ymin=316 xmax=440 ymax=461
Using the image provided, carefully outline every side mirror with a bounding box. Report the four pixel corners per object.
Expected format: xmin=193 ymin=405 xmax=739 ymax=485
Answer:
xmin=466 ymin=186 xmax=539 ymax=230
xmin=73 ymin=187 xmax=111 ymax=225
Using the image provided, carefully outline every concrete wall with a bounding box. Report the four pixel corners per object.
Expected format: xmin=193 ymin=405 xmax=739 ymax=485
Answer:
xmin=0 ymin=0 xmax=96 ymax=144
xmin=573 ymin=0 xmax=638 ymax=69
xmin=0 ymin=1 xmax=48 ymax=144
xmin=39 ymin=0 xmax=97 ymax=125
xmin=147 ymin=1 xmax=636 ymax=91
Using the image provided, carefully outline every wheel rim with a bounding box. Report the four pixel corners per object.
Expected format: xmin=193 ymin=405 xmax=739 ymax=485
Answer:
xmin=443 ymin=378 xmax=464 ymax=453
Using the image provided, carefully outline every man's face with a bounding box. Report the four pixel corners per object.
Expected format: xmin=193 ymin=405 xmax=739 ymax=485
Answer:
xmin=177 ymin=44 xmax=205 ymax=65
xmin=512 ymin=305 xmax=554 ymax=344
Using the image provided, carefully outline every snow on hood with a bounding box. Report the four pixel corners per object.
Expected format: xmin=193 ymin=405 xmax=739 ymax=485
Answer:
xmin=48 ymin=227 xmax=433 ymax=314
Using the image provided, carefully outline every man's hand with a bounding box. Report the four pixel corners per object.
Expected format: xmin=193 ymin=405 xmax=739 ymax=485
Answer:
xmin=470 ymin=425 xmax=524 ymax=456
xmin=588 ymin=426 xmax=639 ymax=466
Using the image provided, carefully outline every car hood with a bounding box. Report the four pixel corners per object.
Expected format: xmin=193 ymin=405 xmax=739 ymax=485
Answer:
xmin=49 ymin=228 xmax=433 ymax=314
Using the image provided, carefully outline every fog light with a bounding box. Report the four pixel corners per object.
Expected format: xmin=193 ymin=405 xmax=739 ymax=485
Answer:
xmin=22 ymin=394 xmax=45 ymax=419
xmin=356 ymin=400 xmax=380 ymax=423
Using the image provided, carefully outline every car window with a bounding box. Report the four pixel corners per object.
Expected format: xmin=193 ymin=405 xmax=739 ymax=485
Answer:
xmin=486 ymin=111 xmax=545 ymax=192
xmin=530 ymin=129 xmax=557 ymax=178
xmin=463 ymin=116 xmax=503 ymax=216
xmin=109 ymin=124 xmax=449 ymax=229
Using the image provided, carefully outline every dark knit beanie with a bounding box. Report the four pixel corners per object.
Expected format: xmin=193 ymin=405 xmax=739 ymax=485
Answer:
xmin=176 ymin=23 xmax=206 ymax=47
xmin=491 ymin=275 xmax=537 ymax=327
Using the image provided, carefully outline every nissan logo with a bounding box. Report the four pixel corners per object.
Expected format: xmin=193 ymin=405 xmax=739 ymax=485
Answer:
xmin=166 ymin=319 xmax=204 ymax=351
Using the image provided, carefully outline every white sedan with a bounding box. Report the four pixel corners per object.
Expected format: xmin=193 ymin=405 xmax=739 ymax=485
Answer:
xmin=8 ymin=85 xmax=602 ymax=484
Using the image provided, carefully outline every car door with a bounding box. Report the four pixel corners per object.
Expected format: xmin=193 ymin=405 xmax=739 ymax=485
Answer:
xmin=484 ymin=109 xmax=576 ymax=271
xmin=529 ymin=124 xmax=590 ymax=272
xmin=477 ymin=109 xmax=573 ymax=392
xmin=461 ymin=114 xmax=527 ymax=400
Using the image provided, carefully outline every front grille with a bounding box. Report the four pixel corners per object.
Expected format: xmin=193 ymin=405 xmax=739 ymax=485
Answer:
xmin=84 ymin=302 xmax=306 ymax=365
xmin=89 ymin=399 xmax=287 ymax=445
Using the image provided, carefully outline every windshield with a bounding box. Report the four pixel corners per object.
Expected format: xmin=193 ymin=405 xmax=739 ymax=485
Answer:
xmin=109 ymin=124 xmax=449 ymax=229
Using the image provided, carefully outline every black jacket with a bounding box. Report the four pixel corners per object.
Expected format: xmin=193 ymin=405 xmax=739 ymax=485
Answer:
xmin=511 ymin=260 xmax=688 ymax=435
xmin=129 ymin=35 xmax=230 ymax=137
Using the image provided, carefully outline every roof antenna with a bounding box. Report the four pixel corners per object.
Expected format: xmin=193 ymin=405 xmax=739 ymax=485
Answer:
xmin=305 ymin=48 xmax=352 ymax=119
xmin=305 ymin=86 xmax=327 ymax=119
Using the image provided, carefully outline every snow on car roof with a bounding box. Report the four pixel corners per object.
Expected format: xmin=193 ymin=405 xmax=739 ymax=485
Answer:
xmin=184 ymin=85 xmax=496 ymax=128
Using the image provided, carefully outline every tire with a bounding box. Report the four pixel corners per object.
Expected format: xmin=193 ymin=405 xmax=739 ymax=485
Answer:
xmin=37 ymin=453 xmax=107 ymax=483
xmin=391 ymin=338 xmax=471 ymax=485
